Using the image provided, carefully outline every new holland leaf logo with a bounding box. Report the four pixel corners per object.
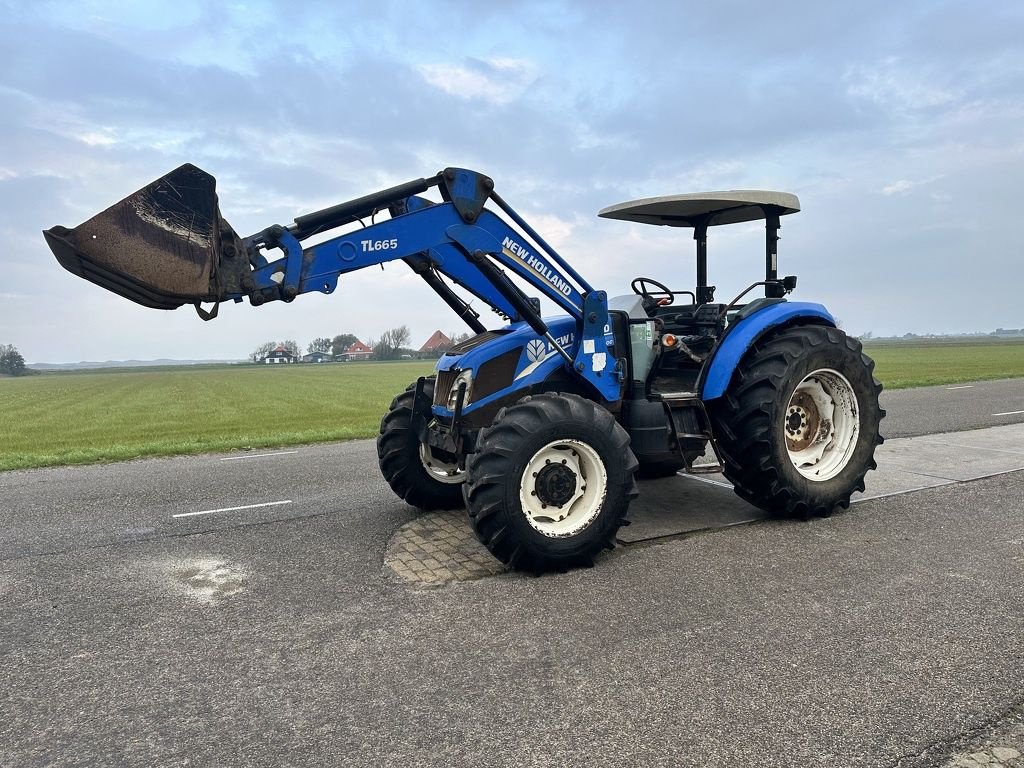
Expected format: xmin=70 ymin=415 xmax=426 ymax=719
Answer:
xmin=525 ymin=339 xmax=547 ymax=363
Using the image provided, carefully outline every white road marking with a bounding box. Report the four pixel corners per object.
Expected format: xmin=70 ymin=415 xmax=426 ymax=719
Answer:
xmin=675 ymin=472 xmax=732 ymax=489
xmin=992 ymin=410 xmax=1024 ymax=417
xmin=946 ymin=385 xmax=974 ymax=390
xmin=173 ymin=500 xmax=293 ymax=519
xmin=219 ymin=451 xmax=299 ymax=462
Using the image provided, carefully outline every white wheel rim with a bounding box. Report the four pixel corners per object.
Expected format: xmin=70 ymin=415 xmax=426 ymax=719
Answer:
xmin=419 ymin=443 xmax=464 ymax=485
xmin=784 ymin=368 xmax=860 ymax=482
xmin=518 ymin=439 xmax=608 ymax=538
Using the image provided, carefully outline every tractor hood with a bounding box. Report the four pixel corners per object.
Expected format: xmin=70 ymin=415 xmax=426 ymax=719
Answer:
xmin=433 ymin=317 xmax=579 ymax=415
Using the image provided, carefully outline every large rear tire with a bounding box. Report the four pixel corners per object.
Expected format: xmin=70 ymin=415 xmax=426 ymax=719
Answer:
xmin=709 ymin=325 xmax=884 ymax=519
xmin=377 ymin=379 xmax=465 ymax=511
xmin=463 ymin=393 xmax=639 ymax=572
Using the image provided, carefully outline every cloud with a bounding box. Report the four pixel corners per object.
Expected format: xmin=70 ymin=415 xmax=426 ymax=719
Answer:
xmin=3 ymin=0 xmax=1024 ymax=359
xmin=880 ymin=175 xmax=943 ymax=196
xmin=417 ymin=57 xmax=538 ymax=105
xmin=846 ymin=58 xmax=962 ymax=111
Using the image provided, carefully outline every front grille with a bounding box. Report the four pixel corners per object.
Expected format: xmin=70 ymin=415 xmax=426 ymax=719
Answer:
xmin=474 ymin=348 xmax=521 ymax=397
xmin=434 ymin=369 xmax=460 ymax=406
xmin=448 ymin=330 xmax=506 ymax=355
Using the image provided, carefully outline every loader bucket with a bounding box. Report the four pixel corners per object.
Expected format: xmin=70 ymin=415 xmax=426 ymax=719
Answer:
xmin=44 ymin=163 xmax=244 ymax=310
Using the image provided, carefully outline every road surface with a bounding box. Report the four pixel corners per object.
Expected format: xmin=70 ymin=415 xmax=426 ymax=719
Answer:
xmin=1 ymin=379 xmax=1022 ymax=767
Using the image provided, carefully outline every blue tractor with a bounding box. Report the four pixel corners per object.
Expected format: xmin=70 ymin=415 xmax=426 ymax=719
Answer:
xmin=45 ymin=165 xmax=884 ymax=572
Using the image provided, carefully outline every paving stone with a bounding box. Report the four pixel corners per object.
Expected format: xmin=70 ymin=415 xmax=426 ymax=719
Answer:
xmin=383 ymin=509 xmax=507 ymax=586
xmin=384 ymin=422 xmax=1024 ymax=585
xmin=941 ymin=711 xmax=1024 ymax=768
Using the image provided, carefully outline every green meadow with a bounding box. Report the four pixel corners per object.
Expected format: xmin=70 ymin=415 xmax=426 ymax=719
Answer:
xmin=2 ymin=338 xmax=1023 ymax=471
xmin=1 ymin=361 xmax=432 ymax=471
xmin=864 ymin=337 xmax=1024 ymax=389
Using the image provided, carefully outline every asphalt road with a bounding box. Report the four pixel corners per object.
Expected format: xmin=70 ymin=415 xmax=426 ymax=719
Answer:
xmin=2 ymin=378 xmax=1021 ymax=560
xmin=1 ymin=378 xmax=1023 ymax=767
xmin=880 ymin=378 xmax=1024 ymax=438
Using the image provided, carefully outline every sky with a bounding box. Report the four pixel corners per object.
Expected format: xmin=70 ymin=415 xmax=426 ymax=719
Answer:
xmin=2 ymin=0 xmax=1022 ymax=362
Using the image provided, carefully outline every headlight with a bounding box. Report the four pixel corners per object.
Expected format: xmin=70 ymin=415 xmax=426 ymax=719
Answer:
xmin=447 ymin=369 xmax=474 ymax=410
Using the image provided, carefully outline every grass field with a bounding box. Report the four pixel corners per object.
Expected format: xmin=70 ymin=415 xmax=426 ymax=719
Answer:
xmin=1 ymin=361 xmax=433 ymax=471
xmin=2 ymin=338 xmax=1023 ymax=472
xmin=864 ymin=337 xmax=1024 ymax=389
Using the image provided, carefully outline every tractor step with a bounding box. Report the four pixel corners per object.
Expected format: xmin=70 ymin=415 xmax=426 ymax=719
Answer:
xmin=657 ymin=393 xmax=725 ymax=475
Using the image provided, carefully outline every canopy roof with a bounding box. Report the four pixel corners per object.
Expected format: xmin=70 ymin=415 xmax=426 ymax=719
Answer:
xmin=598 ymin=190 xmax=800 ymax=228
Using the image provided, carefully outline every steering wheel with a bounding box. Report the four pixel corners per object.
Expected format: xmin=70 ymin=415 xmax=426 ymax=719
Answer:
xmin=631 ymin=277 xmax=675 ymax=308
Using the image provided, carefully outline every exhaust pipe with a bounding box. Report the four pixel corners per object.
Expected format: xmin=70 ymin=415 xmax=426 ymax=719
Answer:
xmin=43 ymin=163 xmax=249 ymax=313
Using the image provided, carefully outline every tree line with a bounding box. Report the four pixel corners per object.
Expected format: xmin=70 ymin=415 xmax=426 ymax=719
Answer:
xmin=249 ymin=326 xmax=473 ymax=363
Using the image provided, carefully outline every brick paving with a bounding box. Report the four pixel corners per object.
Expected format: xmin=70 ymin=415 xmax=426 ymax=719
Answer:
xmin=383 ymin=509 xmax=506 ymax=585
xmin=942 ymin=714 xmax=1024 ymax=768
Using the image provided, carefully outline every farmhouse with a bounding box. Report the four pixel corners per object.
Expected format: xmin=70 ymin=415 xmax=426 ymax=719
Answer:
xmin=264 ymin=344 xmax=296 ymax=364
xmin=419 ymin=330 xmax=452 ymax=357
xmin=339 ymin=340 xmax=373 ymax=361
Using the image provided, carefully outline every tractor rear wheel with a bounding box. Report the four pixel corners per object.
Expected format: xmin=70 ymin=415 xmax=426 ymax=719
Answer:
xmin=377 ymin=379 xmax=465 ymax=511
xmin=709 ymin=325 xmax=884 ymax=518
xmin=463 ymin=393 xmax=639 ymax=572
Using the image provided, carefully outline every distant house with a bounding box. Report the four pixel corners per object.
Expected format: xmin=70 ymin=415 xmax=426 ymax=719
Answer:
xmin=419 ymin=330 xmax=453 ymax=357
xmin=301 ymin=351 xmax=331 ymax=363
xmin=339 ymin=340 xmax=373 ymax=361
xmin=264 ymin=344 xmax=296 ymax=364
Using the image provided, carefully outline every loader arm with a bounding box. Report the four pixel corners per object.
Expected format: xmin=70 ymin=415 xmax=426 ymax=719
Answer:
xmin=44 ymin=165 xmax=620 ymax=401
xmin=243 ymin=207 xmax=584 ymax=317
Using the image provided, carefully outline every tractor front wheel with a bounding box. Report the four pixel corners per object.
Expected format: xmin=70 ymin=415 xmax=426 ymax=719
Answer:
xmin=377 ymin=379 xmax=465 ymax=511
xmin=709 ymin=325 xmax=884 ymax=518
xmin=463 ymin=393 xmax=639 ymax=572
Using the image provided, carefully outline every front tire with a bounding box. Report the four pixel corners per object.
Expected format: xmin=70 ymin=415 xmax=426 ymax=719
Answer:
xmin=463 ymin=393 xmax=639 ymax=572
xmin=709 ymin=325 xmax=884 ymax=519
xmin=377 ymin=379 xmax=465 ymax=511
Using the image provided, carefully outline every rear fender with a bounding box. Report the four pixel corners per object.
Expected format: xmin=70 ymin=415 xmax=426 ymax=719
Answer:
xmin=699 ymin=302 xmax=835 ymax=401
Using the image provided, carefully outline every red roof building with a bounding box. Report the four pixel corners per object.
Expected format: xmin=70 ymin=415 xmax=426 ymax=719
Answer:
xmin=341 ymin=340 xmax=373 ymax=360
xmin=419 ymin=330 xmax=453 ymax=354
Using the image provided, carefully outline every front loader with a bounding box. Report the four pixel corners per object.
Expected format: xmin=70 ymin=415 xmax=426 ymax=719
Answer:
xmin=45 ymin=164 xmax=884 ymax=572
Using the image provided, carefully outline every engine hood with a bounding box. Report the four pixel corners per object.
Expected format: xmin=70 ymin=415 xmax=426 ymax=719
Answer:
xmin=432 ymin=317 xmax=579 ymax=416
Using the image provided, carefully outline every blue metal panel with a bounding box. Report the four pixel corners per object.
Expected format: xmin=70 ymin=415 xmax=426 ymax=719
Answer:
xmin=442 ymin=221 xmax=580 ymax=316
xmin=574 ymin=290 xmax=621 ymax=402
xmin=433 ymin=317 xmax=578 ymax=413
xmin=489 ymin=191 xmax=594 ymax=293
xmin=700 ymin=302 xmax=835 ymax=400
xmin=244 ymin=204 xmax=465 ymax=295
xmin=423 ymin=243 xmax=520 ymax=320
xmin=240 ymin=201 xmax=588 ymax=322
xmin=471 ymin=212 xmax=584 ymax=315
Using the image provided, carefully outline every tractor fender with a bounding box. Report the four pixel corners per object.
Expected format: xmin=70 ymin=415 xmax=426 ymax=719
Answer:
xmin=699 ymin=301 xmax=835 ymax=401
